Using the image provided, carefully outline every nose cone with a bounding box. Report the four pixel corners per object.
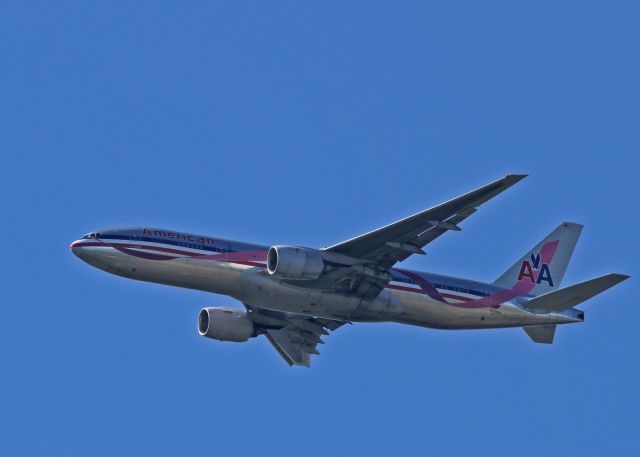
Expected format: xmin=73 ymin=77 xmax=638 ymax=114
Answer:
xmin=70 ymin=239 xmax=89 ymax=261
xmin=70 ymin=231 xmax=121 ymax=274
xmin=70 ymin=234 xmax=104 ymax=262
xmin=70 ymin=237 xmax=112 ymax=273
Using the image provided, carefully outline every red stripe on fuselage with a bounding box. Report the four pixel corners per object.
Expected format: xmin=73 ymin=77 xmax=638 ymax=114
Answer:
xmin=72 ymin=240 xmax=268 ymax=268
xmin=386 ymin=284 xmax=473 ymax=302
xmin=73 ymin=241 xmax=485 ymax=304
xmin=71 ymin=241 xmax=201 ymax=256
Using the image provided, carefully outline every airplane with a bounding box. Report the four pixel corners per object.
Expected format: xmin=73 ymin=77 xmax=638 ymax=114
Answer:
xmin=70 ymin=174 xmax=629 ymax=366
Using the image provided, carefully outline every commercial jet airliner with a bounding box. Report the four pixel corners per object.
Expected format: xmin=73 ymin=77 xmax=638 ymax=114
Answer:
xmin=71 ymin=175 xmax=629 ymax=366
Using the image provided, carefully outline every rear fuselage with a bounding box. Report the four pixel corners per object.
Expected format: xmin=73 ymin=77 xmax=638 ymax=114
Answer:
xmin=70 ymin=227 xmax=582 ymax=329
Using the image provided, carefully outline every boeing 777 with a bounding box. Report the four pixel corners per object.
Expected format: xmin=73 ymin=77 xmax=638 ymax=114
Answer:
xmin=70 ymin=175 xmax=629 ymax=366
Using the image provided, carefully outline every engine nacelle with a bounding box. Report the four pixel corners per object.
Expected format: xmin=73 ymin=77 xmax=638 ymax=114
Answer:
xmin=267 ymin=245 xmax=325 ymax=280
xmin=198 ymin=307 xmax=255 ymax=342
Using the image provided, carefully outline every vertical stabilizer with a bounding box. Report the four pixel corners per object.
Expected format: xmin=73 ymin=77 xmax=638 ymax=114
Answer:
xmin=493 ymin=222 xmax=583 ymax=296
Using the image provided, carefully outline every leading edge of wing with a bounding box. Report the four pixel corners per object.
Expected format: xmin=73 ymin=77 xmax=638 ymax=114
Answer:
xmin=323 ymin=174 xmax=527 ymax=261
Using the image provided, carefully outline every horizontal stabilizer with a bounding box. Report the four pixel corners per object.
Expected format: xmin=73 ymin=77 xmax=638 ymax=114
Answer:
xmin=523 ymin=325 xmax=556 ymax=344
xmin=524 ymin=273 xmax=629 ymax=312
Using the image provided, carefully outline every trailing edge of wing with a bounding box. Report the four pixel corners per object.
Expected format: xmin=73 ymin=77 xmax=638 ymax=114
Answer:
xmin=265 ymin=330 xmax=311 ymax=367
xmin=246 ymin=306 xmax=347 ymax=367
xmin=324 ymin=174 xmax=526 ymax=266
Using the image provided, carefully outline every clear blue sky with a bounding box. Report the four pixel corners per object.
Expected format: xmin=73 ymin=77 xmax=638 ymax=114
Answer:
xmin=1 ymin=1 xmax=638 ymax=456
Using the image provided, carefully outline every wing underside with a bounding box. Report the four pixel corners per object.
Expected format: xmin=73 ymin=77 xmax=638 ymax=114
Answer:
xmin=246 ymin=306 xmax=346 ymax=367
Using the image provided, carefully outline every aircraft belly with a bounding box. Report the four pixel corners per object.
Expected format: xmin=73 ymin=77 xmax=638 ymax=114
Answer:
xmin=239 ymin=270 xmax=357 ymax=319
xmin=81 ymin=248 xmax=245 ymax=295
xmin=390 ymin=289 xmax=572 ymax=329
xmin=238 ymin=270 xmax=404 ymax=321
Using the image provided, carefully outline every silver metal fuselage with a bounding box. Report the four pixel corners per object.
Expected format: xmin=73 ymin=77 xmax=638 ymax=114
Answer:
xmin=70 ymin=228 xmax=582 ymax=330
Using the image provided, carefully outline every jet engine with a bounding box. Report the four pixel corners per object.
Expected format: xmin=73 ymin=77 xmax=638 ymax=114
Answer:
xmin=198 ymin=307 xmax=255 ymax=342
xmin=266 ymin=245 xmax=326 ymax=280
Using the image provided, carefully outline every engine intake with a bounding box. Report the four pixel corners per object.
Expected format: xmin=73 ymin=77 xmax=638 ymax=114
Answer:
xmin=198 ymin=307 xmax=255 ymax=342
xmin=267 ymin=245 xmax=325 ymax=280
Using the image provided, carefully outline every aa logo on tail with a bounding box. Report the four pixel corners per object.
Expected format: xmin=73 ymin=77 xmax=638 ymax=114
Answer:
xmin=518 ymin=252 xmax=554 ymax=286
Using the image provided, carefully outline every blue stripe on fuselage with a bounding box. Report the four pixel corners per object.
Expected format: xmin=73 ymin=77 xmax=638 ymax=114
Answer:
xmin=88 ymin=230 xmax=502 ymax=299
xmin=90 ymin=234 xmax=232 ymax=254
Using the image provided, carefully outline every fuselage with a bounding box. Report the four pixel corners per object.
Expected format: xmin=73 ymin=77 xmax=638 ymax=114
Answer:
xmin=70 ymin=227 xmax=582 ymax=330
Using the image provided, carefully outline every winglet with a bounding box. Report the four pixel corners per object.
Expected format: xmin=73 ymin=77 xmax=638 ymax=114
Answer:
xmin=504 ymin=173 xmax=528 ymax=185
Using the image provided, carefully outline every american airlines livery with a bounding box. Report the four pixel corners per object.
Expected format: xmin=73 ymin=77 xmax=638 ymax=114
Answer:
xmin=71 ymin=175 xmax=629 ymax=366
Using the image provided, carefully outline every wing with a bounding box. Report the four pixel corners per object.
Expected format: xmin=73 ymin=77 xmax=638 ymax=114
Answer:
xmin=324 ymin=174 xmax=527 ymax=267
xmin=308 ymin=174 xmax=526 ymax=300
xmin=246 ymin=306 xmax=347 ymax=367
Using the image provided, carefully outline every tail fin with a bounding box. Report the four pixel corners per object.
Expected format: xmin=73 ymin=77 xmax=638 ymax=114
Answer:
xmin=493 ymin=222 xmax=583 ymax=296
